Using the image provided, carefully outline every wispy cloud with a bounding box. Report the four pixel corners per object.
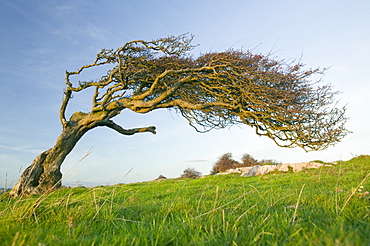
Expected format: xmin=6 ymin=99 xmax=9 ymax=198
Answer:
xmin=0 ymin=144 xmax=42 ymax=154
xmin=53 ymin=5 xmax=75 ymax=12
xmin=185 ymin=159 xmax=207 ymax=163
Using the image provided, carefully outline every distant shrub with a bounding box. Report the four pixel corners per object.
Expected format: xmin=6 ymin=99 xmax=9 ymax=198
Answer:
xmin=211 ymin=153 xmax=240 ymax=175
xmin=241 ymin=153 xmax=259 ymax=167
xmin=311 ymin=160 xmax=334 ymax=165
xmin=156 ymin=175 xmax=167 ymax=180
xmin=180 ymin=168 xmax=202 ymax=179
xmin=211 ymin=152 xmax=282 ymax=174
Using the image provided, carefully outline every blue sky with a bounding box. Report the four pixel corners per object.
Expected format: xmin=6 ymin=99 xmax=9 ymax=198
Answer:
xmin=1 ymin=0 xmax=369 ymax=187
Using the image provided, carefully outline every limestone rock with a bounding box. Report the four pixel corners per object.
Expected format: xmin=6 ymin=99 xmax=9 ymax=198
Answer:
xmin=255 ymin=165 xmax=279 ymax=175
xmin=238 ymin=167 xmax=253 ymax=173
xmin=241 ymin=165 xmax=261 ymax=177
xmin=240 ymin=162 xmax=325 ymax=177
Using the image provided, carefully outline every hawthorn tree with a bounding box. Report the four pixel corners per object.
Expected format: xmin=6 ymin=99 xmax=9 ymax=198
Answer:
xmin=10 ymin=34 xmax=349 ymax=197
xmin=241 ymin=154 xmax=259 ymax=167
xmin=210 ymin=153 xmax=240 ymax=175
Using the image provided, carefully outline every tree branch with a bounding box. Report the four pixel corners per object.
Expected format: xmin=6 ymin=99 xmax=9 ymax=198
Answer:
xmin=103 ymin=120 xmax=156 ymax=135
xmin=59 ymin=34 xmax=349 ymax=151
xmin=60 ymin=82 xmax=72 ymax=128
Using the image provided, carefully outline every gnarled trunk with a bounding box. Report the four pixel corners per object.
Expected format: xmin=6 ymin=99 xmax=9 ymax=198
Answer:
xmin=10 ymin=110 xmax=156 ymax=197
xmin=10 ymin=124 xmax=88 ymax=197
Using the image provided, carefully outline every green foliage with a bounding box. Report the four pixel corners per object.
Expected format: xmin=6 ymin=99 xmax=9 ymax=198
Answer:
xmin=258 ymin=159 xmax=281 ymax=166
xmin=311 ymin=160 xmax=333 ymax=165
xmin=1 ymin=156 xmax=370 ymax=245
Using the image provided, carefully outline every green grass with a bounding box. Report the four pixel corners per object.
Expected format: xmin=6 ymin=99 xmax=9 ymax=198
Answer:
xmin=1 ymin=155 xmax=370 ymax=245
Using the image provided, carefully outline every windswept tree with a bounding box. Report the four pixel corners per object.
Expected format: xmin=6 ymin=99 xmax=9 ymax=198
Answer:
xmin=10 ymin=34 xmax=349 ymax=197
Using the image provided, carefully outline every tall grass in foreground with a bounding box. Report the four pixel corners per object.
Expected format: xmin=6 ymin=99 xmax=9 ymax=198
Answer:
xmin=1 ymin=155 xmax=369 ymax=245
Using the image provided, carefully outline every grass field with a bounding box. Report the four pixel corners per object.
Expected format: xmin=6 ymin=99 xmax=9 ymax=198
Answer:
xmin=1 ymin=155 xmax=369 ymax=245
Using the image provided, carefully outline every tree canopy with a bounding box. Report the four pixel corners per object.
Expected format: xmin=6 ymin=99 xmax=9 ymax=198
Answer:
xmin=64 ymin=33 xmax=348 ymax=151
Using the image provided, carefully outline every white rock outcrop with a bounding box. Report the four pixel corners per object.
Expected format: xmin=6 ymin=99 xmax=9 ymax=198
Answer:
xmin=215 ymin=162 xmax=330 ymax=177
xmin=240 ymin=162 xmax=326 ymax=177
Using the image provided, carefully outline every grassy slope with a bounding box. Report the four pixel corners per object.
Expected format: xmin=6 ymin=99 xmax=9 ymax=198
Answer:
xmin=0 ymin=156 xmax=369 ymax=246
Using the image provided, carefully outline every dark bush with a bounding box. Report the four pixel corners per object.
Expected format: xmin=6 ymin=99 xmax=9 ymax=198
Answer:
xmin=155 ymin=174 xmax=167 ymax=180
xmin=210 ymin=153 xmax=240 ymax=174
xmin=180 ymin=168 xmax=202 ymax=179
xmin=211 ymin=152 xmax=282 ymax=174
xmin=241 ymin=153 xmax=259 ymax=167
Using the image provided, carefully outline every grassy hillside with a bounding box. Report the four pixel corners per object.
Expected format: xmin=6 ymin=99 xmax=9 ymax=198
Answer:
xmin=1 ymin=155 xmax=369 ymax=245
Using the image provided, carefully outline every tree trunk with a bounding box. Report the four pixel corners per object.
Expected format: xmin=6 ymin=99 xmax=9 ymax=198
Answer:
xmin=10 ymin=123 xmax=88 ymax=197
xmin=9 ymin=110 xmax=156 ymax=197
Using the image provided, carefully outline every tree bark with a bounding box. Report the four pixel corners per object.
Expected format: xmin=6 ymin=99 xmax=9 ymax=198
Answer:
xmin=10 ymin=110 xmax=156 ymax=197
xmin=10 ymin=122 xmax=88 ymax=197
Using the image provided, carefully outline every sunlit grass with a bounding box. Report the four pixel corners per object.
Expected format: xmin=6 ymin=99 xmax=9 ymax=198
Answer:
xmin=1 ymin=156 xmax=369 ymax=245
